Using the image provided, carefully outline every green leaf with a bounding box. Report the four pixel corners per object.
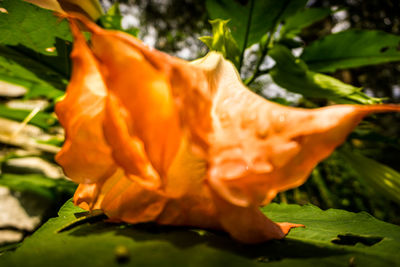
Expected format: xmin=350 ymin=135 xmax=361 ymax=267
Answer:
xmin=0 ymin=104 xmax=57 ymax=130
xmin=0 ymin=46 xmax=66 ymax=100
xmin=206 ymin=0 xmax=307 ymax=51
xmin=269 ymin=44 xmax=381 ymax=104
xmin=1 ymin=200 xmax=399 ymax=266
xmin=99 ymin=3 xmax=139 ymax=37
xmin=340 ymin=150 xmax=400 ymax=205
xmin=0 ymin=0 xmax=72 ymax=55
xmin=199 ymin=19 xmax=241 ymax=68
xmin=280 ymin=8 xmax=333 ymax=39
xmin=301 ymin=30 xmax=400 ymax=72
xmin=0 ymin=174 xmax=76 ymax=201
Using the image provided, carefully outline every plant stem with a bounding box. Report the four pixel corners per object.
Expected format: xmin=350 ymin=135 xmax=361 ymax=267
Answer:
xmin=244 ymin=0 xmax=290 ymax=86
xmin=238 ymin=0 xmax=255 ymax=73
xmin=279 ymin=192 xmax=288 ymax=203
xmin=312 ymin=167 xmax=336 ymax=208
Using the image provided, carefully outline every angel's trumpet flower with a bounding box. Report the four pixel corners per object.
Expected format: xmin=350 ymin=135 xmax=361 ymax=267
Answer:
xmin=56 ymin=15 xmax=400 ymax=243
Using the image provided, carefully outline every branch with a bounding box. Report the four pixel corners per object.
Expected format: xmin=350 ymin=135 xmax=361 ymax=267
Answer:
xmin=244 ymin=0 xmax=291 ymax=86
xmin=238 ymin=0 xmax=255 ymax=72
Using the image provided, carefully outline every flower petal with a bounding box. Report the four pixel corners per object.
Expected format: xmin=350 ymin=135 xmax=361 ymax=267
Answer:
xmin=59 ymin=16 xmax=400 ymax=244
xmin=74 ymin=182 xmax=104 ymax=210
xmin=55 ymin=20 xmax=115 ymax=184
xmin=73 ymin=16 xmax=213 ymax=192
xmin=193 ymin=52 xmax=400 ymax=208
xmin=90 ymin=27 xmax=183 ymax=178
xmin=98 ymin=169 xmax=168 ymax=223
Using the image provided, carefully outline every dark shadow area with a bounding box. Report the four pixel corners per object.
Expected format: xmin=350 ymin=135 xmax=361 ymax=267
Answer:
xmin=57 ymin=210 xmax=107 ymax=233
xmin=0 ymin=40 xmax=70 ymax=92
xmin=68 ymin=220 xmax=349 ymax=263
xmin=331 ymin=234 xmax=383 ymax=246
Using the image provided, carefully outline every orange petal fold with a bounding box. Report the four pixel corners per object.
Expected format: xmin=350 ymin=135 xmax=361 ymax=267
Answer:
xmin=56 ymin=14 xmax=400 ymax=243
xmin=55 ymin=20 xmax=115 ymax=184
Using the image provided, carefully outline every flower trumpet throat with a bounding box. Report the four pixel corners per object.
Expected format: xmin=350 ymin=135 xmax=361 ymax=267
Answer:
xmin=56 ymin=14 xmax=400 ymax=244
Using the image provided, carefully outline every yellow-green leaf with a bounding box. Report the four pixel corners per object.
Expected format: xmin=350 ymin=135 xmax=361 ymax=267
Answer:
xmin=199 ymin=19 xmax=240 ymax=68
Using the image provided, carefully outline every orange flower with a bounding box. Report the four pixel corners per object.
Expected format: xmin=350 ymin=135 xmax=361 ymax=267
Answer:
xmin=56 ymin=15 xmax=400 ymax=243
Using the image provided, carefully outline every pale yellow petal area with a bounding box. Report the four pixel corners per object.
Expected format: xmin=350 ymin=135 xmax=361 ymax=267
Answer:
xmin=103 ymin=93 xmax=161 ymax=189
xmin=164 ymin=137 xmax=207 ymax=198
xmin=157 ymin=138 xmax=219 ymax=229
xmin=193 ymin=52 xmax=400 ymax=208
xmin=55 ymin=20 xmax=115 ymax=184
xmin=24 ymin=0 xmax=64 ymax=13
xmin=24 ymin=0 xmax=103 ymax=20
xmin=59 ymin=0 xmax=103 ymax=20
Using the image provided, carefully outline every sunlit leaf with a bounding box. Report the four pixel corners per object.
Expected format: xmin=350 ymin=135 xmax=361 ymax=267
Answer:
xmin=269 ymin=44 xmax=381 ymax=104
xmin=1 ymin=200 xmax=399 ymax=266
xmin=199 ymin=19 xmax=241 ymax=68
xmin=301 ymin=30 xmax=400 ymax=72
xmin=340 ymin=149 xmax=400 ymax=205
xmin=0 ymin=0 xmax=72 ymax=55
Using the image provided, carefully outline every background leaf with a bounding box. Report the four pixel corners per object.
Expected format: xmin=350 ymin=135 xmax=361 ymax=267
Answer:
xmin=205 ymin=0 xmax=307 ymax=51
xmin=301 ymin=30 xmax=400 ymax=72
xmin=269 ymin=45 xmax=380 ymax=104
xmin=0 ymin=200 xmax=399 ymax=266
xmin=280 ymin=8 xmax=333 ymax=39
xmin=0 ymin=104 xmax=57 ymax=130
xmin=199 ymin=19 xmax=241 ymax=68
xmin=340 ymin=149 xmax=400 ymax=205
xmin=99 ymin=2 xmax=139 ymax=36
xmin=0 ymin=0 xmax=72 ymax=55
xmin=0 ymin=174 xmax=76 ymax=201
xmin=0 ymin=44 xmax=66 ymax=100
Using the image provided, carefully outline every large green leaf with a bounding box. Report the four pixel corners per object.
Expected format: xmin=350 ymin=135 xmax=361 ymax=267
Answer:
xmin=0 ymin=46 xmax=66 ymax=100
xmin=340 ymin=150 xmax=400 ymax=205
xmin=1 ymin=200 xmax=399 ymax=266
xmin=0 ymin=0 xmax=72 ymax=55
xmin=206 ymin=0 xmax=307 ymax=51
xmin=301 ymin=30 xmax=400 ymax=72
xmin=199 ymin=19 xmax=241 ymax=68
xmin=269 ymin=45 xmax=380 ymax=104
